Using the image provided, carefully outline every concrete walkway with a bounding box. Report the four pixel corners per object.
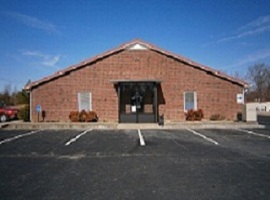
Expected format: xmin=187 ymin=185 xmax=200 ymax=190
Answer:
xmin=1 ymin=120 xmax=265 ymax=130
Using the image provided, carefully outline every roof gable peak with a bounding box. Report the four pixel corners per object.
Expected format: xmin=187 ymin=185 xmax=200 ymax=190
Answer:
xmin=127 ymin=43 xmax=148 ymax=50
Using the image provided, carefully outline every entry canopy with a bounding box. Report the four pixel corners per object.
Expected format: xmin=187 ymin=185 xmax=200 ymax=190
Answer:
xmin=111 ymin=79 xmax=162 ymax=84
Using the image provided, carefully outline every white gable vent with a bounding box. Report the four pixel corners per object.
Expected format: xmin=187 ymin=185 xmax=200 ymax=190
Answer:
xmin=128 ymin=43 xmax=148 ymax=50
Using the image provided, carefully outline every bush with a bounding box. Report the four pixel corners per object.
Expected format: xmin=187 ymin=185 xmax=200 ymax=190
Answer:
xmin=69 ymin=110 xmax=98 ymax=122
xmin=79 ymin=110 xmax=88 ymax=122
xmin=85 ymin=111 xmax=99 ymax=122
xmin=18 ymin=105 xmax=30 ymax=122
xmin=210 ymin=114 xmax=226 ymax=121
xmin=185 ymin=109 xmax=204 ymax=121
xmin=69 ymin=111 xmax=80 ymax=122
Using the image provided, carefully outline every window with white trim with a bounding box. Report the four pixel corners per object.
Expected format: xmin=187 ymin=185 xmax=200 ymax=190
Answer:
xmin=78 ymin=92 xmax=92 ymax=111
xmin=184 ymin=91 xmax=197 ymax=112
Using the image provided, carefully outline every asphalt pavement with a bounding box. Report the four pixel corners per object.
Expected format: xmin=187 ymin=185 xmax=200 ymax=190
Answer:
xmin=0 ymin=128 xmax=270 ymax=200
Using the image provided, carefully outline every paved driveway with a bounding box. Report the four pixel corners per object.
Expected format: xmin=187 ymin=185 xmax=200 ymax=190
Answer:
xmin=258 ymin=112 xmax=270 ymax=127
xmin=0 ymin=128 xmax=270 ymax=200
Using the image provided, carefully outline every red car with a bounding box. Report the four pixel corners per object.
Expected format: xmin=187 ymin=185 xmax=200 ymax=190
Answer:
xmin=0 ymin=102 xmax=18 ymax=122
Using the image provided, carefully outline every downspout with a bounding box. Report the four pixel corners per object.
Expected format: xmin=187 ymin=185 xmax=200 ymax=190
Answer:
xmin=29 ymin=90 xmax=32 ymax=122
xmin=243 ymin=85 xmax=249 ymax=104
xmin=242 ymin=89 xmax=245 ymax=104
xmin=118 ymin=84 xmax=121 ymax=123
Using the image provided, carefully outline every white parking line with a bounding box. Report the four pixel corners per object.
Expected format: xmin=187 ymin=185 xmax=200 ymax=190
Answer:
xmin=186 ymin=128 xmax=219 ymax=145
xmin=237 ymin=129 xmax=270 ymax=139
xmin=65 ymin=129 xmax=92 ymax=146
xmin=137 ymin=129 xmax=145 ymax=146
xmin=0 ymin=130 xmax=43 ymax=145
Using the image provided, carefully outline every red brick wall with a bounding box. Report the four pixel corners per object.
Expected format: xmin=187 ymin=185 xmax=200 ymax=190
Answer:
xmin=31 ymin=49 xmax=243 ymax=122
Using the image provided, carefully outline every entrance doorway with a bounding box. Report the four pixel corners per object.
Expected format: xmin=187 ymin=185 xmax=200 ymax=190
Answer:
xmin=114 ymin=80 xmax=161 ymax=123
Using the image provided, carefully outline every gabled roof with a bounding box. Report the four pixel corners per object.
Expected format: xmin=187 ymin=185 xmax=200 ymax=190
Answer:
xmin=25 ymin=39 xmax=249 ymax=90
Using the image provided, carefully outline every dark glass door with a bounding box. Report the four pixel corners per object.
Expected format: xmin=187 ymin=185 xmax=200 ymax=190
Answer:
xmin=119 ymin=82 xmax=157 ymax=123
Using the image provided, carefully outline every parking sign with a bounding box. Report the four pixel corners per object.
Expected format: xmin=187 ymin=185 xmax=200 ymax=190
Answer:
xmin=36 ymin=104 xmax=42 ymax=113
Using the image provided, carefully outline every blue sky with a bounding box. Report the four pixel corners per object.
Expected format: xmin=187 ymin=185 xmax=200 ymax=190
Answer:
xmin=1 ymin=0 xmax=270 ymax=92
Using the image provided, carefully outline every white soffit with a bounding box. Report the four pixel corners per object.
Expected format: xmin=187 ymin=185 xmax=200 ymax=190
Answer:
xmin=128 ymin=43 xmax=148 ymax=50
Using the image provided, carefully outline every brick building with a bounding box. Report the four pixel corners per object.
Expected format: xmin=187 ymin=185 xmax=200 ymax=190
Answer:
xmin=25 ymin=39 xmax=248 ymax=123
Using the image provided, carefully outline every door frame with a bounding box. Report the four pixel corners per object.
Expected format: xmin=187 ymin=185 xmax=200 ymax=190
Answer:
xmin=113 ymin=80 xmax=161 ymax=123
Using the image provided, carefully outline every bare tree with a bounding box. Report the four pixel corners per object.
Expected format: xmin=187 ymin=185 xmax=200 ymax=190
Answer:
xmin=247 ymin=63 xmax=270 ymax=102
xmin=231 ymin=70 xmax=245 ymax=80
xmin=266 ymin=69 xmax=270 ymax=100
xmin=0 ymin=84 xmax=13 ymax=105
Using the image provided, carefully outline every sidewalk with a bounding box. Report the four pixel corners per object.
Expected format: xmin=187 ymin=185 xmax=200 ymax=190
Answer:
xmin=1 ymin=120 xmax=265 ymax=130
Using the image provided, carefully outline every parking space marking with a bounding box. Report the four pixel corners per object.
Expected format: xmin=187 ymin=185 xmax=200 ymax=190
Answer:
xmin=237 ymin=129 xmax=270 ymax=139
xmin=137 ymin=129 xmax=145 ymax=146
xmin=186 ymin=128 xmax=219 ymax=145
xmin=0 ymin=130 xmax=43 ymax=145
xmin=65 ymin=129 xmax=92 ymax=146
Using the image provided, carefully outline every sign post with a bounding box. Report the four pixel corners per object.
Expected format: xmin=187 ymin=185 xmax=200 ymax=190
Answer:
xmin=36 ymin=104 xmax=42 ymax=122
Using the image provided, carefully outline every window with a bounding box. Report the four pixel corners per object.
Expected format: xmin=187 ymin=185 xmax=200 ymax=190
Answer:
xmin=184 ymin=92 xmax=197 ymax=112
xmin=78 ymin=92 xmax=92 ymax=111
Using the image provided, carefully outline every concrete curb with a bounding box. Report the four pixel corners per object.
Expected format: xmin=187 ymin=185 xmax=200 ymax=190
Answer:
xmin=0 ymin=123 xmax=10 ymax=129
xmin=163 ymin=121 xmax=266 ymax=129
xmin=163 ymin=123 xmax=265 ymax=130
xmin=2 ymin=122 xmax=117 ymax=130
xmin=1 ymin=121 xmax=265 ymax=130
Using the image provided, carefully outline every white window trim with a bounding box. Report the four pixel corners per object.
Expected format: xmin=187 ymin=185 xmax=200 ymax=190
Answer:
xmin=78 ymin=92 xmax=92 ymax=111
xmin=184 ymin=91 xmax=197 ymax=112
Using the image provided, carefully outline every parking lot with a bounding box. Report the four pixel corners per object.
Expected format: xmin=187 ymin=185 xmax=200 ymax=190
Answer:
xmin=0 ymin=127 xmax=270 ymax=200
